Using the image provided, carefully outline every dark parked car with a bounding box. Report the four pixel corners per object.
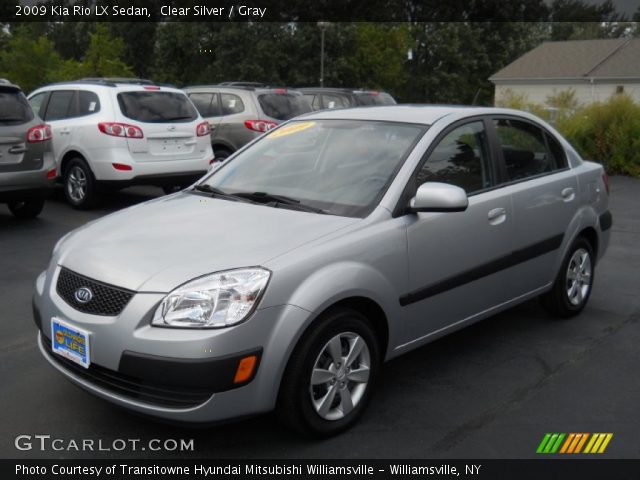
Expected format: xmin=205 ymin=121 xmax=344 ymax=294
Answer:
xmin=299 ymin=88 xmax=396 ymax=111
xmin=184 ymin=83 xmax=312 ymax=161
xmin=0 ymin=80 xmax=55 ymax=218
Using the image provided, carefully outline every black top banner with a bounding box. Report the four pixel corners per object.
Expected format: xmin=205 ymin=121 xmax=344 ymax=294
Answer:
xmin=2 ymin=0 xmax=638 ymax=22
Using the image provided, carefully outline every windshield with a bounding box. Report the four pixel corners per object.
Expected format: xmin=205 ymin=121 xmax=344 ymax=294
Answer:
xmin=258 ymin=93 xmax=312 ymax=121
xmin=354 ymin=92 xmax=396 ymax=106
xmin=117 ymin=91 xmax=198 ymax=123
xmin=0 ymin=89 xmax=34 ymax=124
xmin=198 ymin=120 xmax=425 ymax=217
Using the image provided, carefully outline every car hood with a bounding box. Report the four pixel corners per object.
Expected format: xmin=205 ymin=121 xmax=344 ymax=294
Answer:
xmin=57 ymin=193 xmax=357 ymax=292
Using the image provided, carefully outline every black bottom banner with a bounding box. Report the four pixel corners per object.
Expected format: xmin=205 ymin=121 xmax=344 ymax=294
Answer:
xmin=4 ymin=459 xmax=640 ymax=480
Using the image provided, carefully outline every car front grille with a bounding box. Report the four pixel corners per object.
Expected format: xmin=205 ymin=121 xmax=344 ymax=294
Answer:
xmin=42 ymin=335 xmax=213 ymax=408
xmin=56 ymin=267 xmax=134 ymax=316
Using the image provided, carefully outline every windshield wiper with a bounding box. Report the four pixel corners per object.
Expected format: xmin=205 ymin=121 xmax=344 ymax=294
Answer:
xmin=192 ymin=184 xmax=251 ymax=203
xmin=232 ymin=191 xmax=328 ymax=214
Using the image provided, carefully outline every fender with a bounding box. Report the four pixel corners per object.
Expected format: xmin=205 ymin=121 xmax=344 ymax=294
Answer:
xmin=283 ymin=261 xmax=404 ymax=361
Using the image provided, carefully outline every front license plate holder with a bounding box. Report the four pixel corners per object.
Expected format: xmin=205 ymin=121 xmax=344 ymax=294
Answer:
xmin=51 ymin=317 xmax=91 ymax=369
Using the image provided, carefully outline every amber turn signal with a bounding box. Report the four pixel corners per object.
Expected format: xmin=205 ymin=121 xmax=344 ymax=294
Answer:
xmin=234 ymin=355 xmax=257 ymax=384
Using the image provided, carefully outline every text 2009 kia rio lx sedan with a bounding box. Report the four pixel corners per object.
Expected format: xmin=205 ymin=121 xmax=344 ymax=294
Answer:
xmin=33 ymin=106 xmax=611 ymax=436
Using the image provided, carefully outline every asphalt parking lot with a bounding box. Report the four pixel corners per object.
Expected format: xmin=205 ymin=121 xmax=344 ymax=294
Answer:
xmin=1 ymin=177 xmax=639 ymax=459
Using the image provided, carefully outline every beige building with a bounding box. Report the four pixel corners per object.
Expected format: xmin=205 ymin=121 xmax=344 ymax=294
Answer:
xmin=490 ymin=38 xmax=640 ymax=106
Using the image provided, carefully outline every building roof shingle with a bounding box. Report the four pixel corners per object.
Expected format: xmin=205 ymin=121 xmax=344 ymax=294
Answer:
xmin=490 ymin=38 xmax=640 ymax=82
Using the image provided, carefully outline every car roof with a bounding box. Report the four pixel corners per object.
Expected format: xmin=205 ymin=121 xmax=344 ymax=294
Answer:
xmin=299 ymin=87 xmax=391 ymax=95
xmin=0 ymin=79 xmax=22 ymax=91
xmin=184 ymin=84 xmax=303 ymax=94
xmin=296 ymin=105 xmax=536 ymax=126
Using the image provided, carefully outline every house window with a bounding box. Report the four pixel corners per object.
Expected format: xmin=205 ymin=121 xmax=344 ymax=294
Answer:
xmin=616 ymin=85 xmax=624 ymax=94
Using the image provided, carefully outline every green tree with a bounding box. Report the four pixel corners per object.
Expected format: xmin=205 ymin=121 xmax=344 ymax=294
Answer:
xmin=0 ymin=26 xmax=67 ymax=92
xmin=78 ymin=23 xmax=133 ymax=78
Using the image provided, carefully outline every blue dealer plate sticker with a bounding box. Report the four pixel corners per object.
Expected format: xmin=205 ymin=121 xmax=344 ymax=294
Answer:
xmin=51 ymin=318 xmax=91 ymax=369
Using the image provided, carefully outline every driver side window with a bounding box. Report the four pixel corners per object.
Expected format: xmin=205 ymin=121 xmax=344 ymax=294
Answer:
xmin=417 ymin=121 xmax=493 ymax=194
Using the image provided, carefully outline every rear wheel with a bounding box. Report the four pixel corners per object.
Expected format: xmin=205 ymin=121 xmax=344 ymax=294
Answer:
xmin=213 ymin=147 xmax=232 ymax=162
xmin=277 ymin=307 xmax=380 ymax=437
xmin=7 ymin=197 xmax=45 ymax=219
xmin=63 ymin=158 xmax=98 ymax=209
xmin=162 ymin=185 xmax=186 ymax=195
xmin=541 ymin=236 xmax=594 ymax=318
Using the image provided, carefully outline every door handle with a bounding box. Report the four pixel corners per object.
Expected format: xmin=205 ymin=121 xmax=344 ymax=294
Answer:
xmin=561 ymin=187 xmax=575 ymax=202
xmin=8 ymin=145 xmax=27 ymax=154
xmin=488 ymin=207 xmax=507 ymax=225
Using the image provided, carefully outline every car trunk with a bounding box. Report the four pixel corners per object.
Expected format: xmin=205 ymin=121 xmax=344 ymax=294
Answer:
xmin=0 ymin=88 xmax=43 ymax=173
xmin=116 ymin=90 xmax=200 ymax=162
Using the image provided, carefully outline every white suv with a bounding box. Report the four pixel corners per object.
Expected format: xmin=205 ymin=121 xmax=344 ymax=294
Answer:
xmin=28 ymin=78 xmax=214 ymax=208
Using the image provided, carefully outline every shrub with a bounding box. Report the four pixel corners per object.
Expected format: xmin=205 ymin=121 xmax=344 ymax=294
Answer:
xmin=557 ymin=94 xmax=640 ymax=176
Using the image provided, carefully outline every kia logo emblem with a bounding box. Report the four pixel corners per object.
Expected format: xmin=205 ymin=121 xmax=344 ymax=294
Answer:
xmin=74 ymin=287 xmax=93 ymax=304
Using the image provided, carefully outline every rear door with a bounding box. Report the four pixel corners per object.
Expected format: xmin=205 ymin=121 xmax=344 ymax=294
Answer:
xmin=490 ymin=116 xmax=578 ymax=294
xmin=42 ymin=90 xmax=77 ymax=163
xmin=0 ymin=87 xmax=42 ymax=173
xmin=402 ymin=118 xmax=518 ymax=344
xmin=116 ymin=89 xmax=203 ymax=162
xmin=188 ymin=91 xmax=223 ymax=144
xmin=215 ymin=91 xmax=256 ymax=151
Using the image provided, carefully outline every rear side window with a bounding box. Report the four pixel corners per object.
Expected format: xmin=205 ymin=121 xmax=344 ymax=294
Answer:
xmin=303 ymin=94 xmax=320 ymax=110
xmin=417 ymin=121 xmax=493 ymax=194
xmin=117 ymin=91 xmax=198 ymax=123
xmin=493 ymin=119 xmax=560 ymax=181
xmin=354 ymin=92 xmax=396 ymax=106
xmin=258 ymin=93 xmax=312 ymax=120
xmin=220 ymin=93 xmax=244 ymax=115
xmin=78 ymin=90 xmax=100 ymax=116
xmin=189 ymin=93 xmax=221 ymax=117
xmin=322 ymin=94 xmax=349 ymax=109
xmin=44 ymin=90 xmax=75 ymax=121
xmin=28 ymin=92 xmax=49 ymax=118
xmin=0 ymin=89 xmax=34 ymax=124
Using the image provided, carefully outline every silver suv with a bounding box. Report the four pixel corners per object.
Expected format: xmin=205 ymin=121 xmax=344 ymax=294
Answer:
xmin=0 ymin=80 xmax=55 ymax=218
xmin=34 ymin=106 xmax=610 ymax=436
xmin=184 ymin=83 xmax=312 ymax=161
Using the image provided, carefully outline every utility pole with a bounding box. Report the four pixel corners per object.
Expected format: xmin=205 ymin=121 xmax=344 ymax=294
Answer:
xmin=318 ymin=22 xmax=329 ymax=87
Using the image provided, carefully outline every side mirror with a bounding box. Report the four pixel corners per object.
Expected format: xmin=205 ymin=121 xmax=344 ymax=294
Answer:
xmin=408 ymin=182 xmax=468 ymax=213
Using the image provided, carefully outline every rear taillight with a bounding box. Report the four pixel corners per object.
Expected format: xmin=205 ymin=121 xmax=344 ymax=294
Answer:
xmin=196 ymin=121 xmax=211 ymax=137
xmin=602 ymin=172 xmax=610 ymax=195
xmin=98 ymin=122 xmax=144 ymax=138
xmin=46 ymin=168 xmax=57 ymax=179
xmin=27 ymin=124 xmax=52 ymax=143
xmin=244 ymin=120 xmax=277 ymax=133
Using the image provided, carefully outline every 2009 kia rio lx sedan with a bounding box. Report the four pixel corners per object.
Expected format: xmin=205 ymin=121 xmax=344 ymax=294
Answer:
xmin=33 ymin=106 xmax=611 ymax=436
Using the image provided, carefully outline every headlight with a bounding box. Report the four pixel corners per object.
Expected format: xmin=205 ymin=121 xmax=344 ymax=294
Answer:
xmin=152 ymin=268 xmax=271 ymax=328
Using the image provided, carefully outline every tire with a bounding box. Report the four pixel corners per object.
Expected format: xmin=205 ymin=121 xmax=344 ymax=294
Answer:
xmin=541 ymin=236 xmax=595 ymax=318
xmin=162 ymin=185 xmax=185 ymax=195
xmin=277 ymin=307 xmax=380 ymax=437
xmin=214 ymin=148 xmax=232 ymax=162
xmin=63 ymin=158 xmax=98 ymax=209
xmin=7 ymin=197 xmax=45 ymax=219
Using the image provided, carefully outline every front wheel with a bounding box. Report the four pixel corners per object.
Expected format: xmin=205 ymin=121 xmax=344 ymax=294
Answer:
xmin=277 ymin=308 xmax=380 ymax=437
xmin=541 ymin=236 xmax=595 ymax=318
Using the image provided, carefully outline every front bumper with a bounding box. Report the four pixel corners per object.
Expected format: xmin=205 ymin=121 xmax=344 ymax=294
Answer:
xmin=33 ymin=267 xmax=311 ymax=423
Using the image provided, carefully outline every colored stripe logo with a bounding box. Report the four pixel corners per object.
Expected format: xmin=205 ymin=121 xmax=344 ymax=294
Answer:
xmin=536 ymin=433 xmax=613 ymax=454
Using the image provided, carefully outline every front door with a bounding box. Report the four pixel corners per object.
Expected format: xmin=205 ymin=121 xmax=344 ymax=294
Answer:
xmin=401 ymin=119 xmax=517 ymax=346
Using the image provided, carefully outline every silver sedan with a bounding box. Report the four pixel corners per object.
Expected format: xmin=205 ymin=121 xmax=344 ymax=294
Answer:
xmin=33 ymin=106 xmax=611 ymax=436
